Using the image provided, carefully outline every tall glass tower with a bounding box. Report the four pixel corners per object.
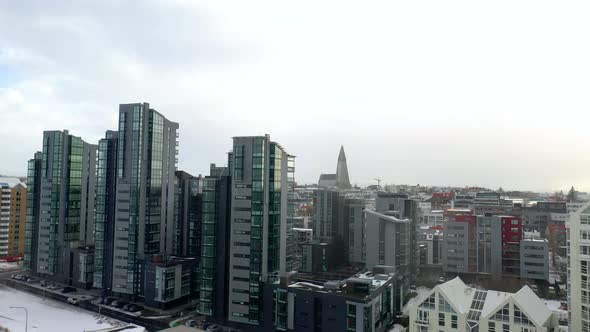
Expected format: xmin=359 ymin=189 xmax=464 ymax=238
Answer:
xmin=111 ymin=103 xmax=178 ymax=298
xmin=93 ymin=130 xmax=119 ymax=290
xmin=24 ymin=130 xmax=97 ymax=284
xmin=227 ymin=135 xmax=290 ymax=325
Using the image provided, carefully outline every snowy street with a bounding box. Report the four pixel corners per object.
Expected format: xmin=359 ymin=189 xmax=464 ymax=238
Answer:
xmin=0 ymin=286 xmax=145 ymax=332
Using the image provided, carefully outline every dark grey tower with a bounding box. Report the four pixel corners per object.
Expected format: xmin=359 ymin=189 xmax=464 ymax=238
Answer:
xmin=93 ymin=130 xmax=119 ymax=290
xmin=24 ymin=130 xmax=97 ymax=284
xmin=336 ymin=146 xmax=351 ymax=189
xmin=112 ymin=103 xmax=178 ymax=298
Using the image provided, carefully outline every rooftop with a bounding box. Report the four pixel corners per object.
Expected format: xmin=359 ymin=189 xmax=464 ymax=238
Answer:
xmin=281 ymin=268 xmax=395 ymax=300
xmin=414 ymin=277 xmax=553 ymax=327
xmin=0 ymin=177 xmax=26 ymax=188
xmin=366 ymin=210 xmax=410 ymax=223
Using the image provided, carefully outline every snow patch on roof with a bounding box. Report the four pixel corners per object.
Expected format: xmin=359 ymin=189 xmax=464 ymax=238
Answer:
xmin=513 ymin=286 xmax=552 ymax=326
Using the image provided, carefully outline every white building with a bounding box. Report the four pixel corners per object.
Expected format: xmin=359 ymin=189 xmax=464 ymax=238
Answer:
xmin=409 ymin=277 xmax=559 ymax=332
xmin=567 ymin=201 xmax=590 ymax=332
xmin=421 ymin=209 xmax=444 ymax=226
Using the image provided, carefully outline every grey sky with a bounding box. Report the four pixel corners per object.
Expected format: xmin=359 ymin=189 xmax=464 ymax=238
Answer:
xmin=1 ymin=1 xmax=589 ymax=192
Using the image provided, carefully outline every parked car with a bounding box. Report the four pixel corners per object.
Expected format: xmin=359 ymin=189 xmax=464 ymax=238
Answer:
xmin=122 ymin=303 xmax=133 ymax=311
xmin=185 ymin=320 xmax=199 ymax=328
xmin=127 ymin=305 xmax=144 ymax=313
xmin=40 ymin=280 xmax=49 ymax=287
xmin=61 ymin=286 xmax=76 ymax=293
xmin=101 ymin=297 xmax=116 ymax=305
xmin=67 ymin=297 xmax=80 ymax=305
xmin=26 ymin=277 xmax=38 ymax=283
xmin=48 ymin=284 xmax=62 ymax=290
xmin=112 ymin=300 xmax=129 ymax=308
xmin=205 ymin=324 xmax=221 ymax=332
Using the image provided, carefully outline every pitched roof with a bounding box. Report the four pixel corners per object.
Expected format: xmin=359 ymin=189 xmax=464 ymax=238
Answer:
xmin=437 ymin=277 xmax=473 ymax=314
xmin=513 ymin=286 xmax=552 ymax=326
xmin=319 ymin=173 xmax=337 ymax=180
xmin=480 ymin=290 xmax=511 ymax=317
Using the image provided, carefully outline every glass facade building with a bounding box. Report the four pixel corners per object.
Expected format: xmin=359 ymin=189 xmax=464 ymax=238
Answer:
xmin=24 ymin=130 xmax=97 ymax=284
xmin=112 ymin=103 xmax=178 ymax=298
xmin=198 ymin=163 xmax=231 ymax=321
xmin=228 ymin=135 xmax=291 ymax=325
xmin=93 ymin=131 xmax=119 ymax=289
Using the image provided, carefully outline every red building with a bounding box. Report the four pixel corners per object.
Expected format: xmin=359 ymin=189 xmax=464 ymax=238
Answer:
xmin=500 ymin=216 xmax=523 ymax=244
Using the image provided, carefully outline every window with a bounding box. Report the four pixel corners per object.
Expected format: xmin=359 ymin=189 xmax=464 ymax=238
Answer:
xmin=489 ymin=321 xmax=496 ymax=332
xmin=502 ymin=324 xmax=509 ymax=332
xmin=491 ymin=304 xmax=510 ymax=321
xmin=439 ymin=296 xmax=455 ymax=313
xmin=417 ymin=309 xmax=429 ymax=323
xmin=451 ymin=314 xmax=457 ymax=328
xmin=438 ymin=313 xmax=445 ymax=326
xmin=419 ymin=294 xmax=436 ymax=309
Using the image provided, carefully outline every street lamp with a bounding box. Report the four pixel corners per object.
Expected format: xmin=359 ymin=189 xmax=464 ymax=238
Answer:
xmin=9 ymin=306 xmax=28 ymax=332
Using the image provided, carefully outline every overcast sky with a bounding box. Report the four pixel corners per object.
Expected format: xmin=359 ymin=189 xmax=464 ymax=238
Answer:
xmin=1 ymin=1 xmax=589 ymax=192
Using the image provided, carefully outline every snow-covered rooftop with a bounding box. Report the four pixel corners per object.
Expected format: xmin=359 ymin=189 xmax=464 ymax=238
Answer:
xmin=411 ymin=277 xmax=555 ymax=328
xmin=0 ymin=177 xmax=25 ymax=188
xmin=513 ymin=286 xmax=552 ymax=326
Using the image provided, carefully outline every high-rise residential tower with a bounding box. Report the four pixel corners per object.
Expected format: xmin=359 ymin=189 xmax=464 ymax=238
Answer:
xmin=93 ymin=130 xmax=119 ymax=290
xmin=24 ymin=152 xmax=42 ymax=273
xmin=567 ymin=201 xmax=590 ymax=332
xmin=198 ymin=163 xmax=232 ymax=322
xmin=24 ymin=130 xmax=97 ymax=284
xmin=174 ymin=171 xmax=203 ymax=257
xmin=111 ymin=102 xmax=178 ymax=298
xmin=227 ymin=135 xmax=290 ymax=325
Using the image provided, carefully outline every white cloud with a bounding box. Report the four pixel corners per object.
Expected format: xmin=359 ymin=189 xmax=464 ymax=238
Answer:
xmin=1 ymin=0 xmax=590 ymax=192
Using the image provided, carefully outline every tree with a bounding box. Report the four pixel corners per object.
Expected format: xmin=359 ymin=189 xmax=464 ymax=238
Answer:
xmin=497 ymin=187 xmax=504 ymax=194
xmin=567 ymin=186 xmax=578 ymax=202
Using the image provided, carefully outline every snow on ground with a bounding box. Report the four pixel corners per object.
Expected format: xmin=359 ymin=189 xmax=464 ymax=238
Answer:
xmin=389 ymin=324 xmax=406 ymax=332
xmin=402 ymin=287 xmax=432 ymax=315
xmin=0 ymin=262 xmax=19 ymax=270
xmin=0 ymin=286 xmax=146 ymax=332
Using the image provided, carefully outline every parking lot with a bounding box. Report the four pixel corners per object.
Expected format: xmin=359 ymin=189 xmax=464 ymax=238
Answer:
xmin=2 ymin=275 xmax=169 ymax=331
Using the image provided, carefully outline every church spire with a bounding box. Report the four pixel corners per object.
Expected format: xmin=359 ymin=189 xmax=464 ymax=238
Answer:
xmin=336 ymin=146 xmax=351 ymax=189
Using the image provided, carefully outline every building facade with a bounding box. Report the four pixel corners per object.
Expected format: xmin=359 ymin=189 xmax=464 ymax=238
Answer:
xmin=567 ymin=201 xmax=590 ymax=332
xmin=24 ymin=152 xmax=42 ymax=273
xmin=111 ymin=103 xmax=178 ymax=298
xmin=144 ymin=255 xmax=197 ymax=309
xmin=93 ymin=130 xmax=119 ymax=290
xmin=198 ymin=163 xmax=232 ymax=323
xmin=264 ymin=267 xmax=398 ymax=332
xmin=227 ymin=135 xmax=290 ymax=325
xmin=0 ymin=178 xmax=27 ymax=257
xmin=24 ymin=130 xmax=97 ymax=285
xmin=410 ymin=277 xmax=559 ymax=332
xmin=174 ymin=171 xmax=203 ymax=257
xmin=346 ymin=198 xmax=365 ymax=264
xmin=442 ymin=215 xmax=548 ymax=281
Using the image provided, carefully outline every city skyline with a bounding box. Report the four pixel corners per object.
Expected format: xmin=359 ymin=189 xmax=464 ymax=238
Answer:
xmin=1 ymin=1 xmax=590 ymax=192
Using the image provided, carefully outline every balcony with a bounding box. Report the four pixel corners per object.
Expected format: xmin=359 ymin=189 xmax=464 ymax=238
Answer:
xmin=414 ymin=319 xmax=429 ymax=326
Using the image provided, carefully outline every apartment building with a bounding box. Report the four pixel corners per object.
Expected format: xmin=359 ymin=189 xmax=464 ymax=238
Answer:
xmin=410 ymin=277 xmax=559 ymax=332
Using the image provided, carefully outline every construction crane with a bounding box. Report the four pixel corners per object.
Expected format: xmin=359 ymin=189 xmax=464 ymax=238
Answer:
xmin=374 ymin=177 xmax=382 ymax=189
